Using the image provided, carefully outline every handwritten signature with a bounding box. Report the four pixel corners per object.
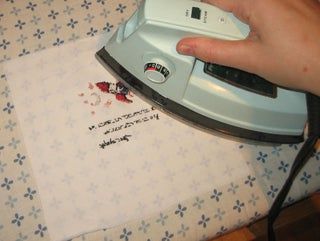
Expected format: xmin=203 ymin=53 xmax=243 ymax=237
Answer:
xmin=99 ymin=134 xmax=132 ymax=149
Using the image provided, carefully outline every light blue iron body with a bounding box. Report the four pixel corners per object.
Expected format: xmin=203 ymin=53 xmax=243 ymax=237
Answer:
xmin=97 ymin=0 xmax=307 ymax=142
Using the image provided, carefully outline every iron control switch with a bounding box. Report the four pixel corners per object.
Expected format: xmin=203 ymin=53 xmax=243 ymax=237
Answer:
xmin=204 ymin=62 xmax=277 ymax=98
xmin=144 ymin=62 xmax=170 ymax=83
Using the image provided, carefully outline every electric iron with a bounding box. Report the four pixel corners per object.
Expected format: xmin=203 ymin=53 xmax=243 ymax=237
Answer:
xmin=96 ymin=0 xmax=307 ymax=143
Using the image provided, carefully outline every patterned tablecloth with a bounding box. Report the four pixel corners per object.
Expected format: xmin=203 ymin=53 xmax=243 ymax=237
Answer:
xmin=0 ymin=1 xmax=319 ymax=241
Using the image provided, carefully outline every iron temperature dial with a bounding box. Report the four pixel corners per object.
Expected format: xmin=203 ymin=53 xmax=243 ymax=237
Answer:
xmin=144 ymin=62 xmax=171 ymax=83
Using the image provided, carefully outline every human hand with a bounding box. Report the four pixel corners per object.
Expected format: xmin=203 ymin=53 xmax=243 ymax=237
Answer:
xmin=176 ymin=0 xmax=320 ymax=96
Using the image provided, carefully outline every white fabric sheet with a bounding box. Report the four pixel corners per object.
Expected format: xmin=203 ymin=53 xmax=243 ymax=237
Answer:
xmin=4 ymin=35 xmax=266 ymax=241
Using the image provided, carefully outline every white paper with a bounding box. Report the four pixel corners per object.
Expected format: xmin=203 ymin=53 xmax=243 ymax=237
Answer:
xmin=5 ymin=35 xmax=262 ymax=241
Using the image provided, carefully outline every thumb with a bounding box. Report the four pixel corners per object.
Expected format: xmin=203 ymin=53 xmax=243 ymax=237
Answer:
xmin=176 ymin=37 xmax=260 ymax=72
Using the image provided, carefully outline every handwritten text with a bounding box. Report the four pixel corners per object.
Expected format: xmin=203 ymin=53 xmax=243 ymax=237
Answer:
xmin=99 ymin=134 xmax=132 ymax=149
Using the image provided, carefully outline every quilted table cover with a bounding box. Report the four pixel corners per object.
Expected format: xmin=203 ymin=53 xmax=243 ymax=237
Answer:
xmin=0 ymin=1 xmax=319 ymax=241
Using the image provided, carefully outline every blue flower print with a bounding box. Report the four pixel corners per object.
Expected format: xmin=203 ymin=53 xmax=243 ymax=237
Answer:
xmin=198 ymin=214 xmax=210 ymax=228
xmin=267 ymin=185 xmax=279 ymax=198
xmin=81 ymin=0 xmax=92 ymax=9
xmin=35 ymin=224 xmax=47 ymax=237
xmin=174 ymin=204 xmax=187 ymax=217
xmin=1 ymin=177 xmax=13 ymax=190
xmin=210 ymin=189 xmax=222 ymax=202
xmin=3 ymin=102 xmax=14 ymax=114
xmin=300 ymin=172 xmax=312 ymax=184
xmin=11 ymin=213 xmax=24 ymax=226
xmin=24 ymin=187 xmax=36 ymax=200
xmin=278 ymin=161 xmax=289 ymax=173
xmin=257 ymin=151 xmax=268 ymax=163
xmin=26 ymin=2 xmax=37 ymax=11
xmin=14 ymin=153 xmax=26 ymax=165
xmin=233 ymin=200 xmax=245 ymax=213
xmin=245 ymin=175 xmax=256 ymax=187
xmin=103 ymin=22 xmax=114 ymax=32
xmin=119 ymin=228 xmax=132 ymax=241
xmin=162 ymin=231 xmax=174 ymax=241
xmin=116 ymin=4 xmax=126 ymax=13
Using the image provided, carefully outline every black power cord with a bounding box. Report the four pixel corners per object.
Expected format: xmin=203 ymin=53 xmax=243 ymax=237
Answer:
xmin=267 ymin=93 xmax=320 ymax=241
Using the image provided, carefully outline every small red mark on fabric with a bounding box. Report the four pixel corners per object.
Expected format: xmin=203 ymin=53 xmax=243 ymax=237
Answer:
xmin=104 ymin=100 xmax=112 ymax=107
xmin=96 ymin=81 xmax=133 ymax=103
xmin=84 ymin=100 xmax=89 ymax=104
xmin=96 ymin=82 xmax=110 ymax=93
xmin=79 ymin=93 xmax=84 ymax=97
xmin=116 ymin=93 xmax=133 ymax=103
xmin=88 ymin=82 xmax=94 ymax=90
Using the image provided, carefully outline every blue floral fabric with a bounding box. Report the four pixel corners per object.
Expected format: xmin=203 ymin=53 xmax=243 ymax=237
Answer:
xmin=0 ymin=1 xmax=319 ymax=241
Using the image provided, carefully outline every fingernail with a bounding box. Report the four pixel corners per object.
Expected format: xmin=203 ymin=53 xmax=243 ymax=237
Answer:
xmin=177 ymin=44 xmax=193 ymax=55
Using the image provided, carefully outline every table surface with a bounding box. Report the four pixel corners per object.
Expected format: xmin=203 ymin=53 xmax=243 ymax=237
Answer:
xmin=0 ymin=1 xmax=319 ymax=241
